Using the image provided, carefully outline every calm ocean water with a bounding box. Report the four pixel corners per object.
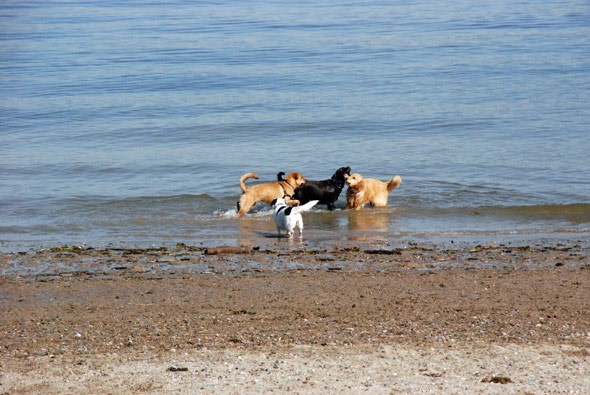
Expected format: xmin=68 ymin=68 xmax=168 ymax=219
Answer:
xmin=1 ymin=0 xmax=589 ymax=251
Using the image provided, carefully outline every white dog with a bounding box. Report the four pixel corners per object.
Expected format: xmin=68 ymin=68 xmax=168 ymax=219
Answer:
xmin=273 ymin=198 xmax=318 ymax=237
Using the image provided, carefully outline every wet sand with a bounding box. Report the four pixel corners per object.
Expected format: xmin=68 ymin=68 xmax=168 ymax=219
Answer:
xmin=1 ymin=241 xmax=589 ymax=394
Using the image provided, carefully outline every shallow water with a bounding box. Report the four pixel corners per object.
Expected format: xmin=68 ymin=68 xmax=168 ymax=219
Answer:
xmin=1 ymin=0 xmax=589 ymax=251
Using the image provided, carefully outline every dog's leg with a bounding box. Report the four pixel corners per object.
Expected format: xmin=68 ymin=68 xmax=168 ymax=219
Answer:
xmin=352 ymin=198 xmax=364 ymax=210
xmin=238 ymin=195 xmax=255 ymax=216
xmin=372 ymin=192 xmax=388 ymax=207
xmin=347 ymin=194 xmax=358 ymax=210
xmin=291 ymin=216 xmax=303 ymax=238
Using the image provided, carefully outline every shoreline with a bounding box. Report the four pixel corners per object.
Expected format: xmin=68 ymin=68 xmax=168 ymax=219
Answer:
xmin=1 ymin=241 xmax=589 ymax=393
xmin=1 ymin=235 xmax=589 ymax=281
xmin=1 ymin=221 xmax=588 ymax=256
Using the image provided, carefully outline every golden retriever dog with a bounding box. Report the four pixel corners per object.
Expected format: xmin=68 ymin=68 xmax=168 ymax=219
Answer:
xmin=346 ymin=173 xmax=402 ymax=210
xmin=237 ymin=172 xmax=307 ymax=216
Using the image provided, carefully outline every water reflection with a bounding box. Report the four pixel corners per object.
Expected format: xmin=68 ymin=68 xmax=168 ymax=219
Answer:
xmin=237 ymin=213 xmax=309 ymax=247
xmin=235 ymin=207 xmax=397 ymax=245
xmin=237 ymin=215 xmax=274 ymax=245
xmin=347 ymin=209 xmax=392 ymax=242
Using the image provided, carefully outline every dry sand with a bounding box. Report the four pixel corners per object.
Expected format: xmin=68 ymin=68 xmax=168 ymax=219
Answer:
xmin=1 ymin=241 xmax=589 ymax=394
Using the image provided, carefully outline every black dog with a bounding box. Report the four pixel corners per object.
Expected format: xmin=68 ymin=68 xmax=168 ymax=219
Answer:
xmin=279 ymin=167 xmax=351 ymax=210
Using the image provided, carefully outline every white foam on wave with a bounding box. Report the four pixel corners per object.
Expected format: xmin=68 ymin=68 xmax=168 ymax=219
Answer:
xmin=213 ymin=206 xmax=274 ymax=219
xmin=215 ymin=208 xmax=239 ymax=218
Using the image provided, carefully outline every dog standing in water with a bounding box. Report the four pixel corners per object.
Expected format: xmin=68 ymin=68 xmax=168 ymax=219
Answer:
xmin=273 ymin=197 xmax=318 ymax=237
xmin=236 ymin=172 xmax=307 ymax=216
xmin=346 ymin=173 xmax=402 ymax=210
xmin=289 ymin=166 xmax=351 ymax=211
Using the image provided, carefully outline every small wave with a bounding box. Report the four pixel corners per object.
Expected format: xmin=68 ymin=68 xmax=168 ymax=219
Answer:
xmin=476 ymin=203 xmax=590 ymax=223
xmin=62 ymin=193 xmax=218 ymax=207
xmin=214 ymin=208 xmax=239 ymax=219
xmin=124 ymin=194 xmax=217 ymax=203
xmin=400 ymin=203 xmax=590 ymax=222
xmin=213 ymin=206 xmax=275 ymax=220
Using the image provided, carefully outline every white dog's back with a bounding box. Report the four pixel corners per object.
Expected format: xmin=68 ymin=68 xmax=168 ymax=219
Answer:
xmin=273 ymin=199 xmax=318 ymax=237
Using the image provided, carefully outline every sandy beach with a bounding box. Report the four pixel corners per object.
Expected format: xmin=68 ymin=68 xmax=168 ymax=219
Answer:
xmin=1 ymin=240 xmax=589 ymax=394
xmin=3 ymin=0 xmax=589 ymax=393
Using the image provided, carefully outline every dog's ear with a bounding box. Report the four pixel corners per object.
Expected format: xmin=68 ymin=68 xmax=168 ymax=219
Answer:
xmin=277 ymin=172 xmax=285 ymax=181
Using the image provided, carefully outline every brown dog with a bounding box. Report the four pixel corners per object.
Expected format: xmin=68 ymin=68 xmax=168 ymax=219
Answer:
xmin=237 ymin=172 xmax=307 ymax=216
xmin=346 ymin=173 xmax=402 ymax=210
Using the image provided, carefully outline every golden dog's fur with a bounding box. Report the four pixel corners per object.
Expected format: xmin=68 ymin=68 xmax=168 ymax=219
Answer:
xmin=346 ymin=173 xmax=402 ymax=210
xmin=237 ymin=172 xmax=307 ymax=216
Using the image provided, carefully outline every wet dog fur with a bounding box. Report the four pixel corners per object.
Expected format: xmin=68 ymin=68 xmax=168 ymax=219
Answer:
xmin=346 ymin=173 xmax=402 ymax=210
xmin=237 ymin=172 xmax=307 ymax=216
xmin=289 ymin=166 xmax=351 ymax=210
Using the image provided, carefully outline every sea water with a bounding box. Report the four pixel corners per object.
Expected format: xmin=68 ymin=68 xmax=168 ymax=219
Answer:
xmin=1 ymin=0 xmax=589 ymax=251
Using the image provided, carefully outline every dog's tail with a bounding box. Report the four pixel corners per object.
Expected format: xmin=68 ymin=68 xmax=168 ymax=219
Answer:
xmin=293 ymin=200 xmax=318 ymax=214
xmin=239 ymin=173 xmax=259 ymax=193
xmin=387 ymin=176 xmax=402 ymax=192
